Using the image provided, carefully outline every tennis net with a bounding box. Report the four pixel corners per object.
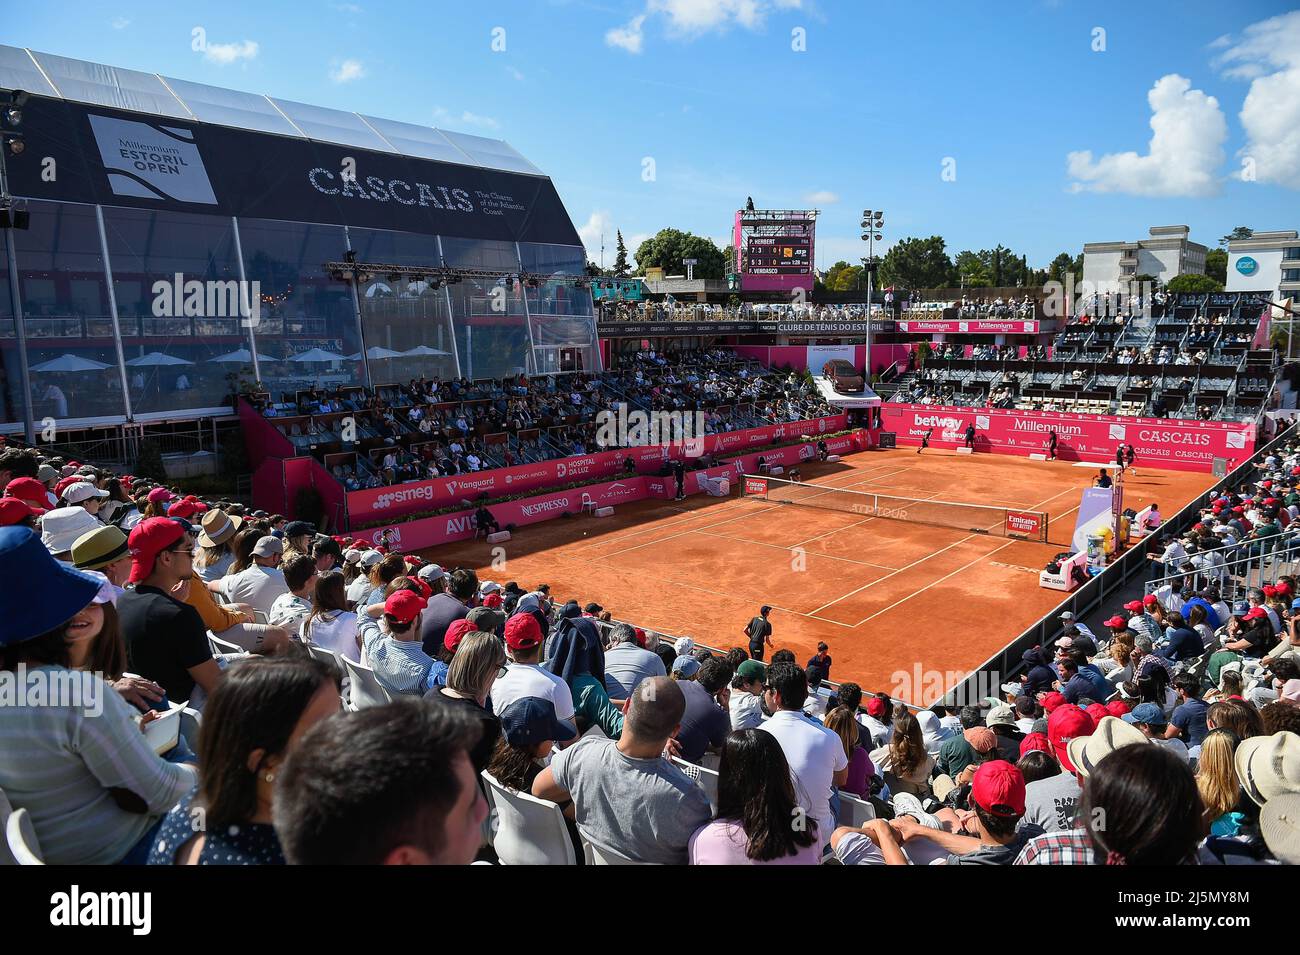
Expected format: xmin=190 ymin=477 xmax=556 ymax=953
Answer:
xmin=741 ymin=474 xmax=1049 ymax=542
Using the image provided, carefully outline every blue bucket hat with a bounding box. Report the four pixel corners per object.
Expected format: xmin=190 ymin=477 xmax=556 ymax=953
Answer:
xmin=0 ymin=526 xmax=103 ymax=647
xmin=497 ymin=696 xmax=576 ymax=748
xmin=1122 ymin=702 xmax=1168 ymax=727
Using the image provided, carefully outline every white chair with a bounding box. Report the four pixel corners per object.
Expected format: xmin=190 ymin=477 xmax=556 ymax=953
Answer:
xmin=837 ymin=791 xmax=877 ymax=828
xmin=584 ymin=839 xmax=650 ymax=865
xmin=6 ymin=808 xmax=44 ymax=865
xmin=342 ymin=657 xmax=395 ymax=709
xmin=178 ymin=706 xmax=202 ymax=753
xmin=672 ymin=757 xmax=719 ymax=811
xmin=481 ymin=772 xmax=577 ymax=865
xmin=0 ymin=787 xmax=15 ymax=865
xmin=208 ymin=634 xmax=246 ymax=656
xmin=580 ymin=492 xmax=597 ymax=515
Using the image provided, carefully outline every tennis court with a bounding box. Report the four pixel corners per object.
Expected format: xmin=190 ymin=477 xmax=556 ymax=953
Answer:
xmin=425 ymin=448 xmax=1220 ymax=702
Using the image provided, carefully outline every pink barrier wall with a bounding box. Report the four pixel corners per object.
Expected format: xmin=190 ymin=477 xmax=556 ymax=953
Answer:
xmin=354 ymin=431 xmax=869 ymax=550
xmin=734 ymin=343 xmax=915 ymax=377
xmin=347 ymin=414 xmax=848 ymax=524
xmin=880 ymin=404 xmax=1255 ymax=472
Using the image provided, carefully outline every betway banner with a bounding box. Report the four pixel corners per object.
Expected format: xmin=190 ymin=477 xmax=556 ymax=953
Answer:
xmin=356 ymin=431 xmax=868 ymax=550
xmin=897 ymin=319 xmax=1040 ymax=335
xmin=346 ymin=414 xmax=847 ymax=522
xmin=882 ymin=404 xmax=1253 ymax=473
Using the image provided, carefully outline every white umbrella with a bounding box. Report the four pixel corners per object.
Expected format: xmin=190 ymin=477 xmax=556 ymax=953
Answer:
xmin=290 ymin=347 xmax=348 ymax=363
xmin=400 ymin=344 xmax=452 ymax=357
xmin=125 ymin=351 xmax=194 ymax=366
xmin=31 ymin=353 xmax=112 ymax=373
xmin=209 ymin=347 xmax=276 ymax=364
xmin=347 ymin=346 xmax=405 ymax=360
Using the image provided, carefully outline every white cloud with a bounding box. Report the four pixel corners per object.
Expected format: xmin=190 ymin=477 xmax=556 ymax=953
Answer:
xmin=607 ymin=1 xmax=802 ymax=52
xmin=606 ymin=15 xmax=646 ymax=53
xmin=433 ymin=106 xmax=501 ymax=131
xmin=203 ymin=40 xmax=259 ymax=65
xmin=1066 ymin=74 xmax=1226 ymax=197
xmin=111 ymin=16 xmax=130 ymax=29
xmin=507 ymin=66 xmax=526 ymax=81
xmin=1213 ymin=11 xmax=1300 ymax=189
xmin=329 ymin=59 xmax=366 ymax=84
xmin=804 ymin=190 xmax=839 ymax=204
xmin=578 ymin=210 xmax=615 ymax=265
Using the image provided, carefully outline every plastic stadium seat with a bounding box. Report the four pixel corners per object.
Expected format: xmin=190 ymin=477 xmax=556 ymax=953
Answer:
xmin=481 ymin=772 xmax=577 ymax=865
xmin=672 ymin=757 xmax=720 ymax=811
xmin=342 ymin=657 xmax=396 ymax=709
xmin=6 ymin=808 xmax=44 ymax=865
xmin=208 ymin=634 xmax=247 ymax=656
xmin=837 ymin=791 xmax=877 ymax=828
xmin=0 ymin=787 xmax=15 ymax=866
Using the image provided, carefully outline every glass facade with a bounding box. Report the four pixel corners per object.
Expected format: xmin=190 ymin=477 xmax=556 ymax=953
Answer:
xmin=0 ymin=203 xmax=596 ymax=430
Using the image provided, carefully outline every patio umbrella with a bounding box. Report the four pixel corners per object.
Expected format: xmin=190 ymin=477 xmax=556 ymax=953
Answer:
xmin=347 ymin=346 xmax=405 ymax=360
xmin=209 ymin=347 xmax=276 ymax=363
xmin=125 ymin=351 xmax=195 ymax=366
xmin=290 ymin=347 xmax=348 ymax=363
xmin=400 ymin=344 xmax=452 ymax=357
xmin=30 ymin=353 xmax=112 ymax=373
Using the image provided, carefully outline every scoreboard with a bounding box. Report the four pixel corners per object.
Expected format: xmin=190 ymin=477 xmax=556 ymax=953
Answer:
xmin=744 ymin=235 xmax=812 ymax=275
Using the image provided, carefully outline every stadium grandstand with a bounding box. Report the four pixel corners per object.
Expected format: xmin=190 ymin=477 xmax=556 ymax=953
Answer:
xmin=3 ymin=40 xmax=1300 ymax=881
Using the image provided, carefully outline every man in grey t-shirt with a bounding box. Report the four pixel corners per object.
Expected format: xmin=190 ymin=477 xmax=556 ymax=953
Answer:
xmin=1020 ymin=771 xmax=1081 ymax=833
xmin=602 ymin=623 xmax=667 ymax=700
xmin=534 ymin=676 xmax=711 ymax=864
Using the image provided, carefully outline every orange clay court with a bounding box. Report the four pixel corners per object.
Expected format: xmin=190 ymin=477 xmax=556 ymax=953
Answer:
xmin=424 ymin=449 xmax=1219 ymax=700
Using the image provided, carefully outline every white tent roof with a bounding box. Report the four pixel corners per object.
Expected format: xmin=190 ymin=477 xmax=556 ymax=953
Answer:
xmin=3 ymin=45 xmax=544 ymax=177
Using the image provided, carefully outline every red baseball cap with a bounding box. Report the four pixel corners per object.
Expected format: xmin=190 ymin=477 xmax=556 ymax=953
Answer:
xmin=1243 ymin=607 xmax=1267 ymax=621
xmin=1019 ymin=732 xmax=1052 ymax=759
xmin=3 ymin=477 xmax=50 ymax=514
xmin=127 ymin=517 xmax=186 ymax=584
xmin=1040 ymin=691 xmax=1067 ymax=713
xmin=866 ymin=697 xmax=886 ymax=718
xmin=505 ymin=613 xmax=543 ymax=651
xmin=1142 ymin=594 xmax=1159 ymax=606
xmin=168 ymin=500 xmax=202 ymax=519
xmin=1105 ymin=700 xmax=1132 ymax=718
xmin=443 ymin=618 xmax=476 ymax=653
xmin=1048 ymin=704 xmax=1095 ymax=774
xmin=1123 ymin=600 xmax=1143 ymax=612
xmin=970 ymin=760 xmax=1026 ymax=817
xmin=384 ymin=590 xmax=426 ymax=625
xmin=1276 ymin=582 xmax=1293 ymax=595
xmin=1263 ymin=585 xmax=1277 ymax=597
xmin=146 ymin=487 xmax=174 ymax=505
xmin=1104 ymin=615 xmax=1128 ymax=629
xmin=633 ymin=626 xmax=647 ymax=648
xmin=1086 ymin=702 xmax=1109 ymax=727
xmin=410 ymin=578 xmax=433 ymax=600
xmin=0 ymin=498 xmax=36 ymax=526
xmin=482 ymin=592 xmax=503 ymax=609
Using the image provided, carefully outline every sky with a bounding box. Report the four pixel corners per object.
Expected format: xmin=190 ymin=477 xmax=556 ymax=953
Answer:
xmin=6 ymin=0 xmax=1299 ymax=271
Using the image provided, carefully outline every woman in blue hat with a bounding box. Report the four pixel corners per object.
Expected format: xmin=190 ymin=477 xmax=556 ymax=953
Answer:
xmin=0 ymin=526 xmax=196 ymax=864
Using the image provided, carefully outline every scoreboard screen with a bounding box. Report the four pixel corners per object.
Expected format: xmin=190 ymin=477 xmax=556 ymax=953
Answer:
xmin=744 ymin=235 xmax=812 ymax=275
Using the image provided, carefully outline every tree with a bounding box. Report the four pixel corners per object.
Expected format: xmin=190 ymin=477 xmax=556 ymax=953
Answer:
xmin=1166 ymin=273 xmax=1222 ymax=294
xmin=1205 ymin=248 xmax=1228 ymax=284
xmin=633 ymin=229 xmax=726 ymax=279
xmin=613 ymin=230 xmax=629 ymax=276
xmin=822 ymin=260 xmax=864 ymax=291
xmin=1219 ymin=226 xmax=1253 ymax=248
xmin=878 ymin=235 xmax=953 ymax=291
xmin=952 ymin=250 xmax=992 ymax=287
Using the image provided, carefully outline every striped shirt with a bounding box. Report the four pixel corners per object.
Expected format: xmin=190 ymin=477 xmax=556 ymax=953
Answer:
xmin=359 ymin=616 xmax=440 ymax=695
xmin=0 ymin=666 xmax=196 ymax=864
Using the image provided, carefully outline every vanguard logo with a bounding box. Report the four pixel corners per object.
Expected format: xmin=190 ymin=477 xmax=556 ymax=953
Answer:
xmin=520 ymin=497 xmax=570 ymax=517
xmin=372 ymin=485 xmax=435 ymax=510
xmin=448 ymin=476 xmax=495 ymax=494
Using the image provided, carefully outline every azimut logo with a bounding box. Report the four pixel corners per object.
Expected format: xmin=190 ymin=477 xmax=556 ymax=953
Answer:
xmin=520 ymin=496 xmax=570 ymax=517
xmin=372 ymin=485 xmax=435 ymax=510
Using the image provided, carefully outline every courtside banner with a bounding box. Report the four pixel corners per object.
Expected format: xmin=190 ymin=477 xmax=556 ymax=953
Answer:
xmin=897 ymin=319 xmax=1040 ymax=335
xmin=346 ymin=414 xmax=848 ymax=521
xmin=882 ymin=404 xmax=1254 ymax=473
xmin=745 ymin=478 xmax=769 ymax=496
xmin=1005 ymin=510 xmax=1047 ymax=541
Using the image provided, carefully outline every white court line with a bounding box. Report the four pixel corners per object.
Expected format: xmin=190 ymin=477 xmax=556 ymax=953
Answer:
xmin=596 ymin=499 xmax=776 ymax=560
xmin=692 ymin=530 xmax=901 ymax=571
xmin=807 ymin=482 xmax=1082 ymax=617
